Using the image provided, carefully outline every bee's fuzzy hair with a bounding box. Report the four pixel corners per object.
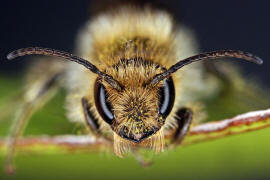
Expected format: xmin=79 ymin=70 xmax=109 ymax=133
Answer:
xmin=65 ymin=6 xmax=216 ymax=155
xmin=113 ymin=128 xmax=165 ymax=157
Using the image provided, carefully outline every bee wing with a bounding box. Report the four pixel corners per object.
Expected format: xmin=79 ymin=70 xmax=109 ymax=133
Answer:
xmin=175 ymin=61 xmax=270 ymax=145
xmin=201 ymin=61 xmax=270 ymax=122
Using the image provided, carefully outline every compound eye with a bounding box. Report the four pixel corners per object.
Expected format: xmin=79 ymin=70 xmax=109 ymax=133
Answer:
xmin=158 ymin=77 xmax=175 ymax=118
xmin=94 ymin=81 xmax=114 ymax=125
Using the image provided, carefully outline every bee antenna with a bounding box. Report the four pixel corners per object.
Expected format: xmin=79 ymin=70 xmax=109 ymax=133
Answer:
xmin=7 ymin=47 xmax=122 ymax=90
xmin=149 ymin=50 xmax=263 ymax=87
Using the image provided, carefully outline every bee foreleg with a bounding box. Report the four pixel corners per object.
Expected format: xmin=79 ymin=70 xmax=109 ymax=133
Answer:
xmin=172 ymin=108 xmax=193 ymax=145
xmin=81 ymin=97 xmax=100 ymax=136
xmin=5 ymin=72 xmax=62 ymax=174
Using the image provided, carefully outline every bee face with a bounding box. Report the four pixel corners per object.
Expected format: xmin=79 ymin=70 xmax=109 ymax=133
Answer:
xmin=94 ymin=59 xmax=175 ymax=143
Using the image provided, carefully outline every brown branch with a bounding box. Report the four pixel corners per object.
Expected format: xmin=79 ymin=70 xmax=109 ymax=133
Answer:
xmin=183 ymin=108 xmax=270 ymax=145
xmin=0 ymin=109 xmax=270 ymax=154
xmin=190 ymin=109 xmax=270 ymax=134
xmin=0 ymin=136 xmax=111 ymax=154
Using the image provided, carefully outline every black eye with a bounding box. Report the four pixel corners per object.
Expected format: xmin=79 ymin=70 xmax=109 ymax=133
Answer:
xmin=94 ymin=81 xmax=114 ymax=125
xmin=158 ymin=77 xmax=175 ymax=118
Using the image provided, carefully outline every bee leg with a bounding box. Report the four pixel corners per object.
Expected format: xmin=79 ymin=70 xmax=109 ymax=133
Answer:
xmin=81 ymin=97 xmax=100 ymax=136
xmin=5 ymin=72 xmax=62 ymax=175
xmin=172 ymin=108 xmax=193 ymax=145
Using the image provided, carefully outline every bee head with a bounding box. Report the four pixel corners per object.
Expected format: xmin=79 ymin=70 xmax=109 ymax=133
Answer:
xmin=94 ymin=59 xmax=175 ymax=143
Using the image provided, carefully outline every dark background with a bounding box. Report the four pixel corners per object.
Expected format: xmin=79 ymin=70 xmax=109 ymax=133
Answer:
xmin=0 ymin=0 xmax=269 ymax=85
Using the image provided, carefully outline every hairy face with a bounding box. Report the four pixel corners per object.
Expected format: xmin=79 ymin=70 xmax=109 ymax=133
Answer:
xmin=110 ymin=86 xmax=163 ymax=142
xmin=94 ymin=58 xmax=175 ymax=144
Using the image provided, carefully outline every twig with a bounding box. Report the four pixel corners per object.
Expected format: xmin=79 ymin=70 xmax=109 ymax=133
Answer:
xmin=0 ymin=109 xmax=269 ymax=154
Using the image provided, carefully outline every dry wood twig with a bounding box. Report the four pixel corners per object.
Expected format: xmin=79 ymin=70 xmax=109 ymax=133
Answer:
xmin=0 ymin=109 xmax=269 ymax=154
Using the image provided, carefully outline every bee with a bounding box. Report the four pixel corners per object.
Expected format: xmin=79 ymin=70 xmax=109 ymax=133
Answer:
xmin=4 ymin=0 xmax=264 ymax=172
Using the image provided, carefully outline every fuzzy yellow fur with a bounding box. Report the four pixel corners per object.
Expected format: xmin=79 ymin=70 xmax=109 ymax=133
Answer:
xmin=65 ymin=6 xmax=216 ymax=156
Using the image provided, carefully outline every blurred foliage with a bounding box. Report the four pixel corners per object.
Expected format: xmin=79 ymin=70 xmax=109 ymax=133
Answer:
xmin=0 ymin=73 xmax=270 ymax=180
